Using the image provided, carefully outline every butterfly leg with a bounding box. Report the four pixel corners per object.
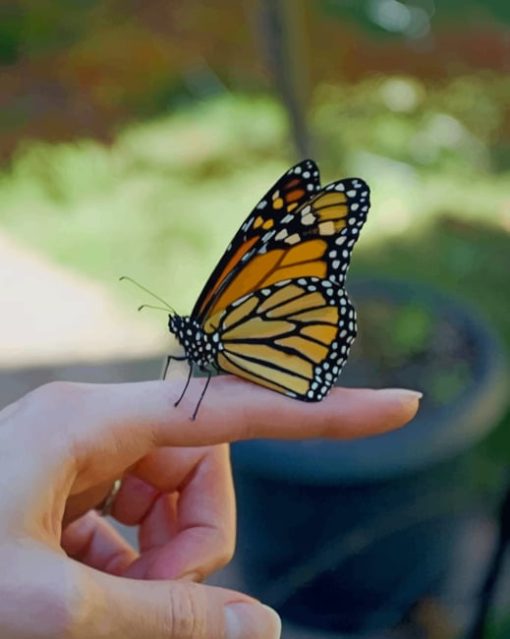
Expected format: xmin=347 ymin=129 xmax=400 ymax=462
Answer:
xmin=191 ymin=370 xmax=212 ymax=421
xmin=162 ymin=353 xmax=188 ymax=381
xmin=162 ymin=355 xmax=172 ymax=380
xmin=174 ymin=362 xmax=193 ymax=408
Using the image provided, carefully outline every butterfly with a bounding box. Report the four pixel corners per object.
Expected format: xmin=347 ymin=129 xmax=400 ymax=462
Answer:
xmin=164 ymin=159 xmax=370 ymax=418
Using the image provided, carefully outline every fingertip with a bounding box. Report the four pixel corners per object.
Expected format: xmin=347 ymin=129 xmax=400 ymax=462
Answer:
xmin=378 ymin=388 xmax=423 ymax=402
xmin=225 ymin=602 xmax=281 ymax=639
xmin=376 ymin=387 xmax=422 ymax=430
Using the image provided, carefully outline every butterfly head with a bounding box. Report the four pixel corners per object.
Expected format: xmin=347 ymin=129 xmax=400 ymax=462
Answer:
xmin=168 ymin=314 xmax=219 ymax=368
xmin=168 ymin=314 xmax=191 ymax=345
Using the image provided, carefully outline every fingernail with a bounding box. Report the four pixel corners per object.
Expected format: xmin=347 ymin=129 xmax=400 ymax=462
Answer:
xmin=381 ymin=388 xmax=423 ymax=402
xmin=225 ymin=602 xmax=281 ymax=639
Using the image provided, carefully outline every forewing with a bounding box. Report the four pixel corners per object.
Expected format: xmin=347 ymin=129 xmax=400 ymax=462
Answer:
xmin=207 ymin=278 xmax=356 ymax=401
xmin=201 ymin=177 xmax=370 ymax=319
xmin=192 ymin=159 xmax=321 ymax=320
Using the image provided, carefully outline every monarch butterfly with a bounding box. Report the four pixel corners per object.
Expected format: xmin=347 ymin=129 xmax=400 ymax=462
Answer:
xmin=162 ymin=159 xmax=370 ymax=418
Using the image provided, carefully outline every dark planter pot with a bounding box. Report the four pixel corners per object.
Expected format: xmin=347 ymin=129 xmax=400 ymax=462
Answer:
xmin=231 ymin=278 xmax=508 ymax=636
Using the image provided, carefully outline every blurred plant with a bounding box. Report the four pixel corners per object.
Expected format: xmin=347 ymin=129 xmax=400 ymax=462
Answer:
xmin=487 ymin=617 xmax=510 ymax=639
xmin=353 ymin=297 xmax=475 ymax=406
xmin=1 ymin=0 xmax=509 ymax=159
xmin=0 ymin=78 xmax=508 ymax=321
xmin=320 ymin=0 xmax=510 ymax=38
xmin=313 ymin=74 xmax=510 ymax=176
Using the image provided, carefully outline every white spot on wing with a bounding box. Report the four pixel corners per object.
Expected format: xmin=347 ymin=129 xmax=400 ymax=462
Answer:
xmin=285 ymin=233 xmax=301 ymax=245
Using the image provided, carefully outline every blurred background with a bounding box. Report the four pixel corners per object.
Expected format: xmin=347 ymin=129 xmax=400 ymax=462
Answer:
xmin=0 ymin=1 xmax=509 ymax=637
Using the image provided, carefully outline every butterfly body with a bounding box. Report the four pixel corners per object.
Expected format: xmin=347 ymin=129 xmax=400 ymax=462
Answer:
xmin=167 ymin=160 xmax=370 ymax=408
xmin=168 ymin=314 xmax=220 ymax=370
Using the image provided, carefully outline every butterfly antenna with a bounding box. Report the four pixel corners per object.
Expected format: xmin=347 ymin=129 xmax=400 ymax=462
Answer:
xmin=138 ymin=304 xmax=171 ymax=313
xmin=119 ymin=276 xmax=177 ymax=315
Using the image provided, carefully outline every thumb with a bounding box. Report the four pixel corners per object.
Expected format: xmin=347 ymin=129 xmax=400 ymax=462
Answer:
xmin=75 ymin=566 xmax=282 ymax=639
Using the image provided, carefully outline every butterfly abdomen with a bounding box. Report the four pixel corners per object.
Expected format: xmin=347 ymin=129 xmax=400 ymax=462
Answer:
xmin=168 ymin=315 xmax=220 ymax=369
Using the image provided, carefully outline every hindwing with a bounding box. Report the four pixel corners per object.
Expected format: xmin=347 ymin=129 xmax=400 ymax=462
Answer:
xmin=206 ymin=278 xmax=356 ymax=401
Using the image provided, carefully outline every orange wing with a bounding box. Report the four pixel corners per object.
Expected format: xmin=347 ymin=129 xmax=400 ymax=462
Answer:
xmin=192 ymin=159 xmax=321 ymax=320
xmin=201 ymin=178 xmax=369 ymax=321
xmin=209 ymin=278 xmax=357 ymax=401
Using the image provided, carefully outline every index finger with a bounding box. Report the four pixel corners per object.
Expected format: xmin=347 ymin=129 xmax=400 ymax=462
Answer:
xmin=22 ymin=376 xmax=421 ymax=490
xmin=79 ymin=375 xmax=421 ymax=441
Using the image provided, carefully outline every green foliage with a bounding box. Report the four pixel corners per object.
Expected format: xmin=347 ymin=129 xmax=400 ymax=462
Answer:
xmin=320 ymin=0 xmax=510 ymax=37
xmin=0 ymin=75 xmax=508 ymax=322
xmin=357 ymin=300 xmax=434 ymax=363
xmin=313 ymin=75 xmax=509 ymax=176
xmin=0 ymin=94 xmax=290 ymax=313
xmin=486 ymin=614 xmax=510 ymax=639
xmin=0 ymin=0 xmax=98 ymax=62
xmin=354 ymin=297 xmax=478 ymax=406
xmin=390 ymin=305 xmax=433 ymax=355
xmin=0 ymin=5 xmax=24 ymax=63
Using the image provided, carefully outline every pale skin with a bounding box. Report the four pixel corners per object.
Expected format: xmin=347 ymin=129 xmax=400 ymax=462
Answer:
xmin=0 ymin=376 xmax=421 ymax=639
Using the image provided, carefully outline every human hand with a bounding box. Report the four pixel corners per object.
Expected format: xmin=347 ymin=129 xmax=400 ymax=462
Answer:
xmin=0 ymin=376 xmax=420 ymax=638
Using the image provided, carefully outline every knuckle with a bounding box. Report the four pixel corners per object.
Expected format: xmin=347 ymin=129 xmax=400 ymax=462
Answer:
xmin=162 ymin=583 xmax=206 ymax=639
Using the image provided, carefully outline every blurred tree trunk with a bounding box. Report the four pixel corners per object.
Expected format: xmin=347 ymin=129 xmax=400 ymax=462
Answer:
xmin=255 ymin=0 xmax=314 ymax=160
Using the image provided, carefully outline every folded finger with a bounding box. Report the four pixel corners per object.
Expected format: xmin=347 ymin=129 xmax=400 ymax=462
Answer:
xmin=125 ymin=444 xmax=235 ymax=580
xmin=62 ymin=511 xmax=137 ymax=575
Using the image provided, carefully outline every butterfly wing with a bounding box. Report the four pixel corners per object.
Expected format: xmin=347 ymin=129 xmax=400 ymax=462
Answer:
xmin=201 ymin=178 xmax=370 ymax=321
xmin=197 ymin=176 xmax=370 ymax=400
xmin=192 ymin=159 xmax=321 ymax=321
xmin=212 ymin=278 xmax=356 ymax=400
